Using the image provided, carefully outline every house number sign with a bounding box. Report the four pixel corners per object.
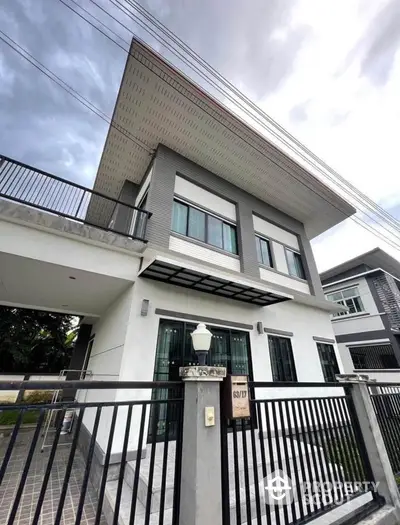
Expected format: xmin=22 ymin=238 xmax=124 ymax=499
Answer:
xmin=223 ymin=375 xmax=250 ymax=419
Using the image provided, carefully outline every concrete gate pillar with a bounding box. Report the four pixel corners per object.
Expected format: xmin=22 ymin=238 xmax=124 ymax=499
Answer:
xmin=337 ymin=374 xmax=400 ymax=520
xmin=179 ymin=365 xmax=226 ymax=525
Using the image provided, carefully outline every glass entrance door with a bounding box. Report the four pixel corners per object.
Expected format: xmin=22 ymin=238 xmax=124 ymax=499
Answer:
xmin=148 ymin=320 xmax=252 ymax=442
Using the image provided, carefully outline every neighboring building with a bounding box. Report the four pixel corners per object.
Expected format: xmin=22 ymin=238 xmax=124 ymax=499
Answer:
xmin=0 ymin=38 xmax=356 ymax=452
xmin=321 ymin=248 xmax=400 ymax=382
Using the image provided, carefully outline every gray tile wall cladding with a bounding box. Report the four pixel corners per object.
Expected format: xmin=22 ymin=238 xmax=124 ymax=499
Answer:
xmin=144 ymin=145 xmax=324 ymax=299
xmin=373 ymin=273 xmax=400 ymax=328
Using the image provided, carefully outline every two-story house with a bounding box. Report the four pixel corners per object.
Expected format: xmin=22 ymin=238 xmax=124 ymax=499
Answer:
xmin=75 ymin=37 xmax=358 ymax=446
xmin=321 ymin=248 xmax=400 ymax=382
xmin=0 ymin=37 xmax=355 ymax=453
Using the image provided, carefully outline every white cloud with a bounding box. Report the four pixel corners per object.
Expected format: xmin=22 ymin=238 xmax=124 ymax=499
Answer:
xmin=254 ymin=0 xmax=400 ymax=269
xmin=2 ymin=0 xmax=399 ymax=273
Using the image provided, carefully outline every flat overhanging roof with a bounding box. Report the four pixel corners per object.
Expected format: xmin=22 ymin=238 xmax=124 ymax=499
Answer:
xmin=92 ymin=38 xmax=355 ymax=238
xmin=139 ymin=256 xmax=292 ymax=307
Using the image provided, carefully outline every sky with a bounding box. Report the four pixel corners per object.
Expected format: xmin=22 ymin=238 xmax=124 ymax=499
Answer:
xmin=0 ymin=0 xmax=400 ymax=272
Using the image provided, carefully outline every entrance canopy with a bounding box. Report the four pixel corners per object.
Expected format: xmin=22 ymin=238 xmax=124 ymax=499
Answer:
xmin=139 ymin=256 xmax=292 ymax=307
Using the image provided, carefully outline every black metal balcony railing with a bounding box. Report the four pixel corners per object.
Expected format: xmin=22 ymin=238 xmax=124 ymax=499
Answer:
xmin=0 ymin=155 xmax=151 ymax=242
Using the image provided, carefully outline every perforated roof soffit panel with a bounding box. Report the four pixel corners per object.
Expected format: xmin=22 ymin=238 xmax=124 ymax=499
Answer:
xmin=92 ymin=38 xmax=356 ymax=238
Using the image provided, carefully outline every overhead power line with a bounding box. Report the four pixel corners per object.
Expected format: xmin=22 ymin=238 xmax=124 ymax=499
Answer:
xmin=120 ymin=0 xmax=400 ymax=231
xmin=74 ymin=0 xmax=400 ymax=250
xmin=55 ymin=0 xmax=400 ymax=253
xmin=102 ymin=0 xmax=400 ymax=243
xmin=3 ymin=0 xmax=398 ymax=252
xmin=0 ymin=30 xmax=152 ymax=155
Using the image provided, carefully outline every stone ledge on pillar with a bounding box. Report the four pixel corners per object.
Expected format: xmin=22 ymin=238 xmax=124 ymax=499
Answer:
xmin=336 ymin=373 xmax=370 ymax=382
xmin=179 ymin=365 xmax=226 ymax=382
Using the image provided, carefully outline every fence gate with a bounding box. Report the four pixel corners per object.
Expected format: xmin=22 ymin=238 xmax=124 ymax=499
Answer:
xmin=0 ymin=379 xmax=184 ymax=525
xmin=220 ymin=381 xmax=382 ymax=525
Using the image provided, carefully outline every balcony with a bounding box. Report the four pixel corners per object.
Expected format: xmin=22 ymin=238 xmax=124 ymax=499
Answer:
xmin=0 ymin=155 xmax=151 ymax=242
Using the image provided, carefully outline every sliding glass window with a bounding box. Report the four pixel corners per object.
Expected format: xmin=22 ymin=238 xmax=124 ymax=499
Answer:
xmin=256 ymin=236 xmax=273 ymax=267
xmin=285 ymin=248 xmax=306 ymax=280
xmin=171 ymin=199 xmax=238 ymax=254
xmin=188 ymin=207 xmax=206 ymax=241
xmin=171 ymin=201 xmax=188 ymax=235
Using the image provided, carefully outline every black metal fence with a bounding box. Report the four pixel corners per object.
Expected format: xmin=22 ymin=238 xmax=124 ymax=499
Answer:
xmin=370 ymin=384 xmax=400 ymax=476
xmin=220 ymin=382 xmax=381 ymax=525
xmin=0 ymin=380 xmax=183 ymax=525
xmin=0 ymin=155 xmax=151 ymax=241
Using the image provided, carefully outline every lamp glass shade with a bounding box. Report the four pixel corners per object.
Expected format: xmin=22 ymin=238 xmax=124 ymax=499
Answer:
xmin=190 ymin=323 xmax=212 ymax=352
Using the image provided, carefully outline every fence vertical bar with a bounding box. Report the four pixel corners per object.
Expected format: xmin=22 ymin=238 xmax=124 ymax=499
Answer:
xmin=32 ymin=408 xmax=66 ymax=525
xmin=130 ymin=404 xmax=147 ymax=525
xmin=220 ymin=388 xmax=231 ymax=525
xmin=95 ymin=405 xmax=119 ymax=525
xmin=75 ymin=406 xmax=102 ymax=525
xmin=7 ymin=409 xmax=45 ymax=525
xmin=54 ymin=407 xmax=85 ymax=524
xmin=113 ymin=405 xmax=133 ymax=525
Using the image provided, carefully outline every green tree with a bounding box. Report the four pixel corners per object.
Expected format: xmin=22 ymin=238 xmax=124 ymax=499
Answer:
xmin=0 ymin=307 xmax=77 ymax=373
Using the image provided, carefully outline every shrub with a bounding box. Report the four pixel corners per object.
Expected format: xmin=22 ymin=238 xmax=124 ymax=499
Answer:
xmin=0 ymin=409 xmax=40 ymax=426
xmin=22 ymin=390 xmax=54 ymax=404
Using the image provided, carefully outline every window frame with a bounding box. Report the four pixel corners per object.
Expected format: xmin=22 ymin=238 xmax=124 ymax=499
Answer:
xmin=268 ymin=335 xmax=298 ymax=382
xmin=171 ymin=198 xmax=238 ymax=255
xmin=326 ymin=286 xmax=365 ymax=318
xmin=255 ymin=235 xmax=274 ymax=268
xmin=316 ymin=342 xmax=340 ymax=382
xmin=285 ymin=248 xmax=306 ymax=280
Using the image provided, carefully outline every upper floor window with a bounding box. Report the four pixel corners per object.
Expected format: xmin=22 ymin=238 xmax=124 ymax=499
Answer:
xmin=326 ymin=287 xmax=364 ymax=317
xmin=256 ymin=236 xmax=273 ymax=268
xmin=171 ymin=200 xmax=238 ymax=255
xmin=285 ymin=248 xmax=306 ymax=280
xmin=268 ymin=335 xmax=297 ymax=382
xmin=316 ymin=343 xmax=340 ymax=382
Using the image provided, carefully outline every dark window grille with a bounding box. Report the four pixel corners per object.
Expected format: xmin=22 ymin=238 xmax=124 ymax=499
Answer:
xmin=350 ymin=344 xmax=399 ymax=370
xmin=268 ymin=335 xmax=297 ymax=382
xmin=317 ymin=342 xmax=340 ymax=382
xmin=150 ymin=320 xmax=253 ymax=441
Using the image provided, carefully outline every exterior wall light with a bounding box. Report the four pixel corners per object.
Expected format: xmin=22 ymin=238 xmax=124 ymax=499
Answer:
xmin=190 ymin=323 xmax=212 ymax=366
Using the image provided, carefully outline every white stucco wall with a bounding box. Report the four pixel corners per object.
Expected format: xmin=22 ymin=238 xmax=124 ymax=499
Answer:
xmin=332 ymin=314 xmax=385 ymax=336
xmin=169 ymin=236 xmax=241 ymax=272
xmin=259 ymin=267 xmax=310 ymax=294
xmin=0 ymin=220 xmax=141 ymax=281
xmin=363 ymin=370 xmax=400 ymax=382
xmin=253 ymin=215 xmax=299 ymax=250
xmin=96 ymin=277 xmax=343 ymax=451
xmin=337 ymin=342 xmax=357 ymax=375
xmin=174 ymin=175 xmax=236 ymax=221
xmin=82 ymin=285 xmax=135 ymax=452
